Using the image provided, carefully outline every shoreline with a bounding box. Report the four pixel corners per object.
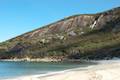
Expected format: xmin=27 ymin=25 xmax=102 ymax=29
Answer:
xmin=0 ymin=58 xmax=120 ymax=65
xmin=6 ymin=63 xmax=95 ymax=80
xmin=0 ymin=58 xmax=63 ymax=62
xmin=4 ymin=60 xmax=120 ymax=80
xmin=0 ymin=58 xmax=92 ymax=63
xmin=0 ymin=57 xmax=119 ymax=62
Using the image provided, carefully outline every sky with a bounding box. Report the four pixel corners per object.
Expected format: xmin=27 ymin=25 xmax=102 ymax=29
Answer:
xmin=0 ymin=0 xmax=120 ymax=42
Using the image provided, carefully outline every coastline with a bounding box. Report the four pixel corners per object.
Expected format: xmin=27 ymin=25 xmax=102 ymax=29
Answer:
xmin=0 ymin=58 xmax=63 ymax=62
xmin=6 ymin=63 xmax=94 ymax=80
xmin=0 ymin=58 xmax=92 ymax=62
xmin=4 ymin=60 xmax=120 ymax=80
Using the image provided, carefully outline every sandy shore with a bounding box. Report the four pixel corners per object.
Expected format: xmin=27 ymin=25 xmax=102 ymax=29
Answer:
xmin=6 ymin=60 xmax=120 ymax=80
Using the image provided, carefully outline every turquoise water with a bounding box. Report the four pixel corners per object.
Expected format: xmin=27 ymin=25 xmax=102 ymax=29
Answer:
xmin=0 ymin=61 xmax=90 ymax=79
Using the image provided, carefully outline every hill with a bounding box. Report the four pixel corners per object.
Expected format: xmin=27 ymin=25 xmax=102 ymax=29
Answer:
xmin=0 ymin=7 xmax=120 ymax=60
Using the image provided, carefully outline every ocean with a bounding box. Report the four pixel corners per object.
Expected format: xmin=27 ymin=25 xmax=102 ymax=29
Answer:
xmin=0 ymin=61 xmax=90 ymax=79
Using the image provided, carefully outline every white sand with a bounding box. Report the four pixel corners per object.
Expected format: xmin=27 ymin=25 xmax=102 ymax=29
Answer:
xmin=7 ymin=60 xmax=120 ymax=80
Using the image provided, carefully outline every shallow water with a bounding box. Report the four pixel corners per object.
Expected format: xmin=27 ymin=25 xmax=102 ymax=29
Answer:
xmin=0 ymin=61 xmax=91 ymax=79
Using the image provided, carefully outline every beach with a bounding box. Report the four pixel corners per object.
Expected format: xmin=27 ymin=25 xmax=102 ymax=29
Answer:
xmin=7 ymin=60 xmax=120 ymax=80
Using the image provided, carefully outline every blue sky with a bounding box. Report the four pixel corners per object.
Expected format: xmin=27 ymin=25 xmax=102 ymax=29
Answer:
xmin=0 ymin=0 xmax=120 ymax=42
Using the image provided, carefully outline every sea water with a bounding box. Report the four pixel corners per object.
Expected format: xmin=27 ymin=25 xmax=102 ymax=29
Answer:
xmin=0 ymin=61 xmax=90 ymax=79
